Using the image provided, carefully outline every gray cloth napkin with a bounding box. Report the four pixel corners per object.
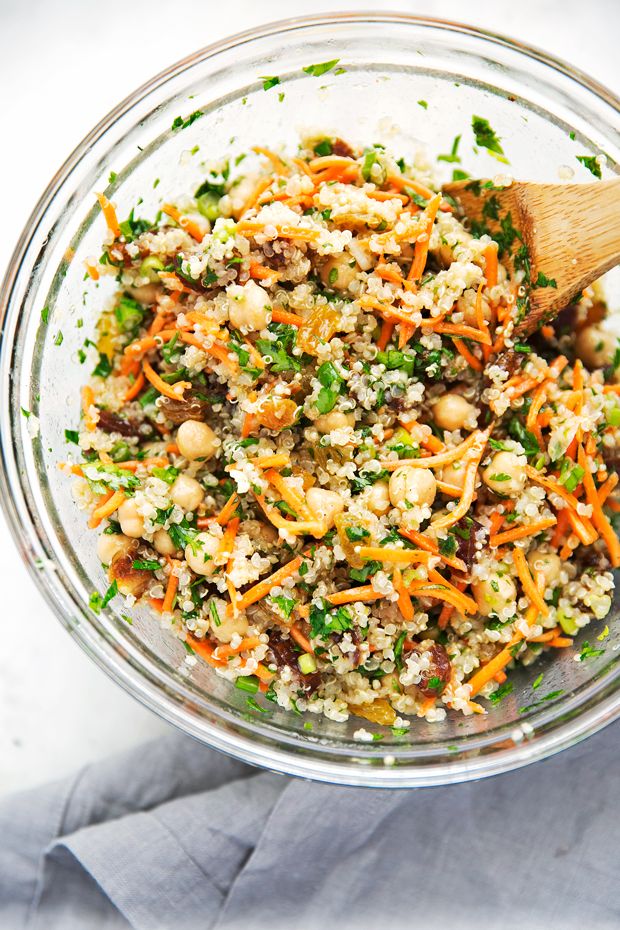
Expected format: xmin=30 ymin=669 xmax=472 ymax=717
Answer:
xmin=1 ymin=721 xmax=619 ymax=930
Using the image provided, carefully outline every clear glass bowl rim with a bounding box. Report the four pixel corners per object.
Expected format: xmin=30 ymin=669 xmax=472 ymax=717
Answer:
xmin=1 ymin=11 xmax=619 ymax=788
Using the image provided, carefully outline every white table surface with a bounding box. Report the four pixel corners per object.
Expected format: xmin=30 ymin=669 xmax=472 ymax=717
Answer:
xmin=0 ymin=0 xmax=617 ymax=797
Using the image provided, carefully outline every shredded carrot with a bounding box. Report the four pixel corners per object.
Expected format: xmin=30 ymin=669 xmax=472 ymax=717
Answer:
xmin=526 ymin=380 xmax=551 ymax=447
xmin=358 ymin=546 xmax=433 ymax=565
xmin=232 ymin=556 xmax=303 ymax=614
xmin=264 ymin=469 xmax=315 ymax=522
xmin=525 ymin=465 xmax=580 ymax=513
xmin=489 ymin=516 xmax=557 ymax=549
xmin=483 ymin=244 xmax=498 ymax=289
xmin=254 ymin=495 xmax=325 ymax=537
xmin=161 ymin=561 xmax=179 ymax=614
xmin=217 ymin=516 xmax=239 ymax=565
xmin=377 ymin=319 xmax=395 ymax=351
xmin=398 ymin=418 xmax=444 ymax=453
xmin=96 ymin=193 xmax=121 ymax=239
xmin=432 ymin=427 xmax=493 ymax=531
xmin=551 ymin=508 xmax=570 ymax=548
xmin=85 ymin=260 xmax=100 ymax=281
xmin=327 ymin=585 xmax=384 ymax=606
xmin=488 ymin=510 xmax=506 ymax=538
xmin=124 ymin=372 xmax=145 ymax=402
xmin=247 ymin=260 xmax=278 ymax=282
xmin=541 ymin=325 xmax=555 ymax=342
xmin=547 ymin=636 xmax=573 ymax=648
xmin=81 ymin=385 xmax=98 ymax=431
xmin=162 ymin=203 xmax=205 ymax=242
xmin=215 ymin=492 xmax=239 ymax=526
xmin=437 ymin=578 xmax=467 ymax=629
xmin=143 ymin=359 xmax=191 ymax=401
xmin=270 ymin=307 xmax=304 ymax=327
xmin=407 ymin=194 xmax=441 ymax=283
xmin=426 ymin=569 xmax=478 ymax=613
xmin=379 ymin=428 xmax=485 ymax=471
xmin=249 ymin=453 xmax=290 ymax=470
xmin=393 ymin=568 xmax=414 ymax=621
xmin=290 ymin=624 xmax=314 ymax=655
xmin=577 ymin=445 xmax=620 ymax=567
xmin=513 ymin=547 xmax=549 ymax=616
xmin=241 ymin=413 xmax=258 ymax=439
xmin=408 ymin=582 xmax=476 ymax=615
xmin=598 ymin=472 xmax=619 ymax=506
xmin=398 ymin=527 xmax=467 ymax=573
xmin=452 ymin=337 xmax=483 ymax=371
xmin=213 ymin=636 xmax=263 ymax=660
xmin=566 ymin=509 xmax=598 ymax=546
xmin=467 ymin=634 xmax=522 ymax=697
xmin=433 ymin=322 xmax=492 ymax=346
xmin=240 ymin=175 xmax=274 ymax=215
xmin=88 ymin=489 xmax=126 ymax=529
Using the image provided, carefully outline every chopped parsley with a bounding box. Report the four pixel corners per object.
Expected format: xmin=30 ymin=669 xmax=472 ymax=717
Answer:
xmin=417 ymin=99 xmax=428 ymax=109
xmin=171 ymin=110 xmax=203 ymax=131
xmin=576 ymin=155 xmax=602 ymax=179
xmin=151 ymin=466 xmax=180 ymax=484
xmin=437 ymin=135 xmax=461 ymax=164
xmin=132 ymin=560 xmax=161 ymax=572
xmin=532 ymin=672 xmax=544 ymax=690
xmin=302 ymin=59 xmax=340 ymax=77
xmin=345 ymin=526 xmax=370 ymax=542
xmin=519 ymin=690 xmax=564 ymax=713
xmin=350 ymin=561 xmax=382 ymax=583
xmin=535 ymin=271 xmax=558 ymax=289
xmin=260 ymin=75 xmax=280 ymax=91
xmin=315 ymin=361 xmax=345 ymax=414
xmin=488 ymin=681 xmax=513 ymax=705
xmin=309 ymin=600 xmax=353 ymax=639
xmin=471 ymin=115 xmax=507 ymax=162
xmin=270 ymin=595 xmax=296 ymax=619
xmin=64 ymin=429 xmax=80 ymax=444
xmin=92 ymin=353 xmax=112 ymax=378
xmin=578 ymin=641 xmax=605 ymax=662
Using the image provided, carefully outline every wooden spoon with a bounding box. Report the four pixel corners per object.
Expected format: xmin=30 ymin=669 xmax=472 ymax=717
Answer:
xmin=442 ymin=177 xmax=620 ymax=338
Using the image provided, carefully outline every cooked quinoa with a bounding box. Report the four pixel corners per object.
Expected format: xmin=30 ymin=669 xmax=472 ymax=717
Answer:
xmin=63 ymin=135 xmax=620 ymax=729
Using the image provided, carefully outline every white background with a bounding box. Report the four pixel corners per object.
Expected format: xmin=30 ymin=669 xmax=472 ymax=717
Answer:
xmin=0 ymin=0 xmax=618 ymax=797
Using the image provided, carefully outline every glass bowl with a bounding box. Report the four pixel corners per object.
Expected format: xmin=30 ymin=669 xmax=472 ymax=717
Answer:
xmin=1 ymin=12 xmax=619 ymax=787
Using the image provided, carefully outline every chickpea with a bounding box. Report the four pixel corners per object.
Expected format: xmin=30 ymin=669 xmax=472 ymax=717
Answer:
xmin=527 ymin=549 xmax=562 ymax=589
xmin=575 ymin=325 xmax=618 ymax=370
xmin=227 ymin=280 xmax=270 ymax=331
xmin=185 ymin=531 xmax=220 ymax=576
xmin=365 ymin=480 xmax=391 ymax=516
xmin=97 ymin=532 xmax=132 ymax=565
xmin=153 ymin=528 xmax=177 ymax=556
xmin=432 ymin=392 xmax=477 ymax=431
xmin=439 ymin=461 xmax=467 ymax=491
xmin=389 ymin=466 xmax=437 ymax=509
xmin=320 ymin=254 xmax=358 ymax=291
xmin=177 ymin=420 xmax=218 ymax=461
xmin=313 ymin=410 xmax=355 ymax=434
xmin=126 ymin=283 xmax=160 ymax=305
xmin=472 ymin=572 xmax=517 ymax=617
xmin=170 ymin=474 xmax=204 ymax=511
xmin=210 ymin=609 xmax=249 ymax=643
xmin=118 ymin=498 xmax=145 ymax=538
xmin=306 ymin=486 xmax=344 ymax=530
xmin=482 ymin=451 xmax=525 ymax=496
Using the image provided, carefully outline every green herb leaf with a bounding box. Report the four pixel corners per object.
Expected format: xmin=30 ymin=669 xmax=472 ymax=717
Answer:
xmin=260 ymin=75 xmax=280 ymax=91
xmin=578 ymin=641 xmax=605 ymax=662
xmin=171 ymin=110 xmax=203 ymax=131
xmin=471 ymin=115 xmax=507 ymax=161
xmin=576 ymin=155 xmax=602 ymax=179
xmin=270 ymin=595 xmax=296 ymax=619
xmin=64 ymin=429 xmax=80 ymax=444
xmin=132 ymin=560 xmax=161 ymax=571
xmin=535 ymin=272 xmax=558 ymax=289
xmin=302 ymin=59 xmax=340 ymax=77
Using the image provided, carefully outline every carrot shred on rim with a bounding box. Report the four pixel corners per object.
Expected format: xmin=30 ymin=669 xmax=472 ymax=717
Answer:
xmin=96 ymin=193 xmax=121 ymax=239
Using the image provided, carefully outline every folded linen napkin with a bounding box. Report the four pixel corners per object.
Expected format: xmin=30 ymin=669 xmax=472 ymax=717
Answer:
xmin=1 ymin=721 xmax=619 ymax=930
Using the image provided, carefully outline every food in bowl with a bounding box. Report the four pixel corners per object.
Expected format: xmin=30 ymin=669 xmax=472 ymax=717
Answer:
xmin=61 ymin=133 xmax=620 ymax=731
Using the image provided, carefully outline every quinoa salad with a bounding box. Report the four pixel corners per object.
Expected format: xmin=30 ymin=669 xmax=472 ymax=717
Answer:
xmin=62 ymin=133 xmax=620 ymax=730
